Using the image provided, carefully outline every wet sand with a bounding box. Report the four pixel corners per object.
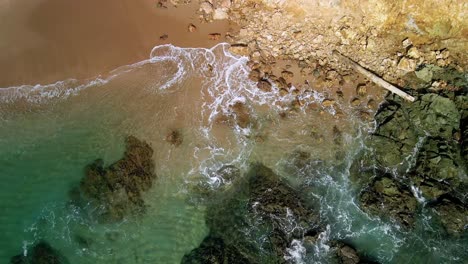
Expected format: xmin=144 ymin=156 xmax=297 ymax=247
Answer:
xmin=0 ymin=0 xmax=233 ymax=87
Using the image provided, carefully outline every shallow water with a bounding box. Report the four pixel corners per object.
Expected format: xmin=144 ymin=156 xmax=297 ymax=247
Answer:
xmin=0 ymin=44 xmax=466 ymax=263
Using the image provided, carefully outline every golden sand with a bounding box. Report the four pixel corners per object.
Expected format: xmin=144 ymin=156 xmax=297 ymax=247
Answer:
xmin=0 ymin=0 xmax=233 ymax=87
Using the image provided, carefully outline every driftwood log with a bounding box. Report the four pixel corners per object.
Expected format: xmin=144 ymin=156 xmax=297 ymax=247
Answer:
xmin=333 ymin=50 xmax=416 ymax=102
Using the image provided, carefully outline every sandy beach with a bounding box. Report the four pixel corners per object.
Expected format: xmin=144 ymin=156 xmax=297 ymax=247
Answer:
xmin=0 ymin=0 xmax=232 ymax=87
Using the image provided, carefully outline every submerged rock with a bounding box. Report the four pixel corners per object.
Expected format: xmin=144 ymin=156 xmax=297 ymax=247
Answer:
xmin=10 ymin=241 xmax=69 ymax=264
xmin=230 ymin=102 xmax=252 ymax=128
xmin=77 ymin=136 xmax=156 ymax=222
xmin=181 ymin=233 xmax=250 ymax=264
xmin=166 ymin=129 xmax=183 ymax=146
xmin=182 ymin=163 xmax=321 ymax=263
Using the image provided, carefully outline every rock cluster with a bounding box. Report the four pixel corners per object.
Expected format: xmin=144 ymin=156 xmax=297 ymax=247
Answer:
xmin=191 ymin=0 xmax=466 ymax=111
xmin=351 ymin=88 xmax=467 ymax=235
xmin=10 ymin=241 xmax=69 ymax=264
xmin=183 ymin=163 xmax=321 ymax=263
xmin=76 ymin=136 xmax=157 ymax=222
xmin=224 ymin=0 xmax=466 ymax=86
xmin=184 ymin=163 xmax=376 ymax=263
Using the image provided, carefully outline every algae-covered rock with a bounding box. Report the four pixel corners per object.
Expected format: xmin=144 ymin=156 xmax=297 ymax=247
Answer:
xmin=182 ymin=163 xmax=321 ymax=263
xmin=454 ymin=94 xmax=468 ymax=162
xmin=77 ymin=136 xmax=156 ymax=222
xmin=409 ymin=93 xmax=460 ymax=139
xmin=351 ymin=88 xmax=467 ymax=234
xmin=370 ymin=97 xmax=419 ymax=170
xmin=430 ymin=195 xmax=468 ymax=236
xmin=10 ymin=241 xmax=69 ymax=264
xmin=360 ymin=176 xmax=418 ymax=227
xmin=409 ymin=138 xmax=466 ymax=202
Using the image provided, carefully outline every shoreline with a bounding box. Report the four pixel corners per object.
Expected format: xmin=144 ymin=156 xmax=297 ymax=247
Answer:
xmin=0 ymin=0 xmax=234 ymax=87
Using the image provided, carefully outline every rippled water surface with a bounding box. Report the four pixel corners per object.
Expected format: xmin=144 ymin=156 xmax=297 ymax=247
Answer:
xmin=0 ymin=44 xmax=466 ymax=263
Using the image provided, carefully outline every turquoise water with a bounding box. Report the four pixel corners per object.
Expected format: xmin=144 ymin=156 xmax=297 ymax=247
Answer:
xmin=0 ymin=44 xmax=466 ymax=263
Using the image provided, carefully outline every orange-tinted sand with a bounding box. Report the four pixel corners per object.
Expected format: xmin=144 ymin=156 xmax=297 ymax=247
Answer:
xmin=0 ymin=0 xmax=233 ymax=87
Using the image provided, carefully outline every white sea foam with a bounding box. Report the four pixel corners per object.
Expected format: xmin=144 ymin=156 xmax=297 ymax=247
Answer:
xmin=284 ymin=239 xmax=306 ymax=264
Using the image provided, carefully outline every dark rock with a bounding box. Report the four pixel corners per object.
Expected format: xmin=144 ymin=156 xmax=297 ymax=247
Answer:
xmin=185 ymin=163 xmax=320 ymax=263
xmin=408 ymin=93 xmax=460 ymax=139
xmin=360 ymin=176 xmax=418 ymax=227
xmin=257 ymin=79 xmax=272 ymax=92
xmin=77 ymin=136 xmax=156 ymax=222
xmin=10 ymin=241 xmax=69 ymax=264
xmin=215 ymin=165 xmax=240 ymax=183
xmin=181 ymin=233 xmax=251 ymax=264
xmin=339 ymin=245 xmax=360 ymax=264
xmin=408 ymin=138 xmax=466 ymax=202
xmin=430 ymin=195 xmax=468 ymax=236
xmin=281 ymin=70 xmax=294 ymax=83
xmin=208 ymin=33 xmax=221 ymax=41
xmin=327 ymin=241 xmax=381 ymax=264
xmin=350 ymin=89 xmax=467 ymax=234
xmin=248 ymin=69 xmax=262 ymax=82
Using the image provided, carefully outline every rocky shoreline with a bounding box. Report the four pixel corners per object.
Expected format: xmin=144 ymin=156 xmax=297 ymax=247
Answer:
xmin=187 ymin=0 xmax=468 ymax=260
xmin=184 ymin=0 xmax=465 ymax=107
xmin=351 ymin=87 xmax=467 ymax=236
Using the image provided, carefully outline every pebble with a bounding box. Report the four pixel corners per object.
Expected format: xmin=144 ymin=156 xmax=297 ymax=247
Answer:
xmin=336 ymin=90 xmax=344 ymax=98
xmin=229 ymin=44 xmax=249 ymax=56
xmin=322 ymin=99 xmax=336 ymax=107
xmin=326 ymin=70 xmax=338 ymax=80
xmin=220 ymin=0 xmax=232 ymax=8
xmin=356 ymin=84 xmax=367 ymax=97
xmin=200 ymin=2 xmax=214 ymax=14
xmin=358 ymin=110 xmax=371 ymax=120
xmin=213 ymin=8 xmax=229 ymax=20
xmin=188 ymin=24 xmax=197 ymax=32
xmin=279 ymin=88 xmax=289 ymax=96
xmin=248 ymin=69 xmax=262 ymax=81
xmin=407 ymin=47 xmax=420 ymax=59
xmin=435 ymin=49 xmax=450 ymax=59
xmin=397 ymin=57 xmax=416 ymax=72
xmin=281 ymin=70 xmax=294 ymax=81
xmin=402 ymin=38 xmax=412 ymax=48
xmin=367 ymin=99 xmax=376 ymax=109
xmin=257 ymin=79 xmax=272 ymax=92
xmin=351 ymin=98 xmax=361 ymax=106
xmin=208 ymin=33 xmax=221 ymax=40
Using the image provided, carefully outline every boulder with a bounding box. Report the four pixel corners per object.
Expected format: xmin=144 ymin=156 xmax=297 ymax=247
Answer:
xmin=360 ymin=176 xmax=418 ymax=227
xmin=183 ymin=163 xmax=321 ymax=263
xmin=430 ymin=195 xmax=468 ymax=236
xmin=408 ymin=93 xmax=460 ymax=139
xmin=181 ymin=234 xmax=251 ymax=264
